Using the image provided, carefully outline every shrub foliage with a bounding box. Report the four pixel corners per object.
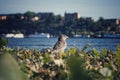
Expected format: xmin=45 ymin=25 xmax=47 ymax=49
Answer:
xmin=0 ymin=44 xmax=120 ymax=80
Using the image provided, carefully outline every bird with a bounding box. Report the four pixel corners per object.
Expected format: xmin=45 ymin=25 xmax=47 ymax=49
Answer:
xmin=52 ymin=34 xmax=68 ymax=57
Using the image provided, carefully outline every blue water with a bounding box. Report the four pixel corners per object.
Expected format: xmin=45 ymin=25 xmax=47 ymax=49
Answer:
xmin=7 ymin=37 xmax=120 ymax=52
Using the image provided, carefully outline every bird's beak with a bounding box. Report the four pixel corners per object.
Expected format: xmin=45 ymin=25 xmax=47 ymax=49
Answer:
xmin=66 ymin=36 xmax=68 ymax=38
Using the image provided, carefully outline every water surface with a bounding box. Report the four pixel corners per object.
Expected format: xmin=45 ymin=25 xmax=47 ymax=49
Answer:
xmin=7 ymin=38 xmax=120 ymax=52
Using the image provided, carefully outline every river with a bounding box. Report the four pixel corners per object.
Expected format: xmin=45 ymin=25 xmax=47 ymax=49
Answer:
xmin=7 ymin=37 xmax=120 ymax=52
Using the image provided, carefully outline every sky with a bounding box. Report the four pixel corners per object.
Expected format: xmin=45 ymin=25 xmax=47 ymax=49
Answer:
xmin=0 ymin=0 xmax=120 ymax=20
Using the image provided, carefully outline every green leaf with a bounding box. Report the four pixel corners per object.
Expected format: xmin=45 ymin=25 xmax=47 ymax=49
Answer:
xmin=0 ymin=53 xmax=28 ymax=80
xmin=115 ymin=45 xmax=120 ymax=68
xmin=102 ymin=48 xmax=107 ymax=56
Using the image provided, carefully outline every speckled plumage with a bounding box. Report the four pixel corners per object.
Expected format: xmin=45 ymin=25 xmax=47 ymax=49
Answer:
xmin=52 ymin=34 xmax=68 ymax=56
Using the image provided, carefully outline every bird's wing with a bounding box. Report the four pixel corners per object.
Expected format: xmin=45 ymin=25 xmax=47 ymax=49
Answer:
xmin=53 ymin=41 xmax=65 ymax=50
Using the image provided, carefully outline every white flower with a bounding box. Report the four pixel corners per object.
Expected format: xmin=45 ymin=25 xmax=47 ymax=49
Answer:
xmin=35 ymin=62 xmax=40 ymax=70
xmin=99 ymin=67 xmax=112 ymax=77
xmin=26 ymin=59 xmax=31 ymax=64
xmin=53 ymin=59 xmax=64 ymax=66
xmin=51 ymin=71 xmax=56 ymax=76
xmin=40 ymin=56 xmax=43 ymax=59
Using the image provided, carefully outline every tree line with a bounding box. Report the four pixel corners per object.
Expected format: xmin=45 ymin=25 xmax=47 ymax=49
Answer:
xmin=0 ymin=11 xmax=120 ymax=36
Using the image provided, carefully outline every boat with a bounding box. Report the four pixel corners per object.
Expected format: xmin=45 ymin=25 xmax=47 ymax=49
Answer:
xmin=73 ymin=34 xmax=82 ymax=38
xmin=13 ymin=34 xmax=24 ymax=38
xmin=28 ymin=33 xmax=50 ymax=38
xmin=103 ymin=33 xmax=120 ymax=38
xmin=82 ymin=34 xmax=91 ymax=38
xmin=5 ymin=33 xmax=24 ymax=38
xmin=73 ymin=34 xmax=91 ymax=38
xmin=94 ymin=34 xmax=102 ymax=38
xmin=5 ymin=34 xmax=14 ymax=38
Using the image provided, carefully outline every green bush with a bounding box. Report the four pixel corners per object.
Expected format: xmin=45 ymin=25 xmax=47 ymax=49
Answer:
xmin=0 ymin=53 xmax=28 ymax=80
xmin=0 ymin=36 xmax=8 ymax=48
xmin=0 ymin=45 xmax=120 ymax=80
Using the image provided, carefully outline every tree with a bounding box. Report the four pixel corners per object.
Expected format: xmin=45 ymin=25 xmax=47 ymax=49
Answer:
xmin=0 ymin=36 xmax=8 ymax=48
xmin=24 ymin=11 xmax=36 ymax=19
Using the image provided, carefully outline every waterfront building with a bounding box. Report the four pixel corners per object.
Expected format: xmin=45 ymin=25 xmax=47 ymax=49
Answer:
xmin=31 ymin=16 xmax=39 ymax=21
xmin=104 ymin=19 xmax=120 ymax=25
xmin=37 ymin=12 xmax=53 ymax=19
xmin=0 ymin=15 xmax=7 ymax=20
xmin=65 ymin=12 xmax=80 ymax=22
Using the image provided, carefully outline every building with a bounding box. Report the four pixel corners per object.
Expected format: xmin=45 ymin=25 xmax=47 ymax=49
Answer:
xmin=104 ymin=19 xmax=120 ymax=25
xmin=37 ymin=12 xmax=53 ymax=19
xmin=0 ymin=15 xmax=7 ymax=20
xmin=65 ymin=12 xmax=80 ymax=22
xmin=31 ymin=16 xmax=39 ymax=21
xmin=85 ymin=17 xmax=94 ymax=21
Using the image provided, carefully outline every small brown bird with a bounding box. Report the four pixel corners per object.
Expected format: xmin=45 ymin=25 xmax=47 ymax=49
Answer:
xmin=52 ymin=34 xmax=68 ymax=57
